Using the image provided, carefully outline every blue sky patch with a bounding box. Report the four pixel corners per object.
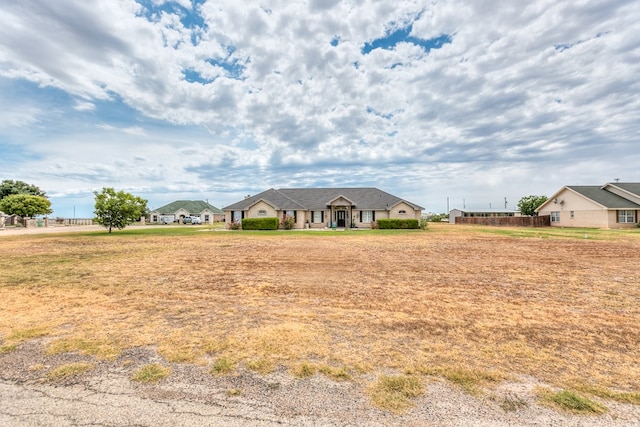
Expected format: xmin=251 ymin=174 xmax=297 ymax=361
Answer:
xmin=367 ymin=106 xmax=393 ymax=120
xmin=135 ymin=0 xmax=206 ymax=29
xmin=555 ymin=31 xmax=610 ymax=52
xmin=362 ymin=25 xmax=452 ymax=54
xmin=207 ymin=56 xmax=246 ymax=80
xmin=184 ymin=69 xmax=212 ymax=84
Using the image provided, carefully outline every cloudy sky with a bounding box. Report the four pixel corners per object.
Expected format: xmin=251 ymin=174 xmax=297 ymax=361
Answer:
xmin=1 ymin=0 xmax=638 ymax=217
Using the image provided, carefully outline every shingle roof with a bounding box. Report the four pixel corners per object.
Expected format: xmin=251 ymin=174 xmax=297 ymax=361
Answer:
xmin=223 ymin=188 xmax=424 ymax=211
xmin=610 ymin=183 xmax=640 ymax=197
xmin=568 ymin=186 xmax=640 ymax=209
xmin=153 ymin=200 xmax=223 ymax=214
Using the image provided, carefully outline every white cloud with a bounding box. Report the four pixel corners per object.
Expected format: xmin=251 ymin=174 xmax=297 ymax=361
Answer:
xmin=0 ymin=0 xmax=639 ymax=217
xmin=97 ymin=124 xmax=147 ymax=136
xmin=0 ymin=105 xmax=41 ymax=128
xmin=73 ymin=101 xmax=96 ymax=111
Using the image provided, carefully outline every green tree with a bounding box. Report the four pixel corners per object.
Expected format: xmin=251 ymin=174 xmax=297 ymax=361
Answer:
xmin=93 ymin=187 xmax=147 ymax=233
xmin=0 ymin=194 xmax=52 ymax=217
xmin=0 ymin=180 xmax=47 ymax=200
xmin=517 ymin=195 xmax=548 ymax=216
xmin=428 ymin=213 xmax=448 ymax=222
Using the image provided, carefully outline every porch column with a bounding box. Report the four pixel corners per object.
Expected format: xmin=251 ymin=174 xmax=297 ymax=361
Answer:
xmin=330 ymin=206 xmax=334 ymax=227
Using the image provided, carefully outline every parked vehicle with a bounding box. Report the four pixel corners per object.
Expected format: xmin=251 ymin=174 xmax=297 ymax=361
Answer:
xmin=176 ymin=216 xmax=201 ymax=224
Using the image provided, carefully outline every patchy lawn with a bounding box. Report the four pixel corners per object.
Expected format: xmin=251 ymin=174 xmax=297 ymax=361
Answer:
xmin=1 ymin=223 xmax=638 ymax=398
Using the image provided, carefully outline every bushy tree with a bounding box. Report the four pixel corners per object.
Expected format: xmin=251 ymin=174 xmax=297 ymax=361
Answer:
xmin=280 ymin=214 xmax=295 ymax=230
xmin=93 ymin=187 xmax=147 ymax=233
xmin=428 ymin=213 xmax=448 ymax=222
xmin=0 ymin=194 xmax=52 ymax=217
xmin=0 ymin=180 xmax=46 ymax=200
xmin=517 ymin=195 xmax=548 ymax=216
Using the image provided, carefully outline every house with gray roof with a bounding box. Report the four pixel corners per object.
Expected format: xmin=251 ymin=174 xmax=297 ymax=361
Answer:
xmin=536 ymin=182 xmax=640 ymax=228
xmin=223 ymin=188 xmax=424 ymax=229
xmin=149 ymin=200 xmax=224 ymax=224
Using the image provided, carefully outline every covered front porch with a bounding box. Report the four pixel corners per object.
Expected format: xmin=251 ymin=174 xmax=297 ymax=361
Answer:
xmin=328 ymin=195 xmax=356 ymax=228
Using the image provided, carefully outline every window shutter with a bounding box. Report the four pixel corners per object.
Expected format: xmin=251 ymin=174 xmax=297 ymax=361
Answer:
xmin=321 ymin=211 xmax=324 ymax=222
xmin=241 ymin=211 xmax=245 ymax=219
xmin=372 ymin=211 xmax=376 ymax=221
xmin=294 ymin=211 xmax=297 ymax=222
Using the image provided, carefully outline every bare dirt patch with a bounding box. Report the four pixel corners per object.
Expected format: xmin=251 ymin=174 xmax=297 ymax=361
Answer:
xmin=1 ymin=224 xmax=639 ymax=425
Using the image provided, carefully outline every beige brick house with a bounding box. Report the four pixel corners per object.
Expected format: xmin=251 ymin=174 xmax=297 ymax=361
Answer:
xmin=536 ymin=182 xmax=640 ymax=228
xmin=149 ymin=200 xmax=224 ymax=224
xmin=223 ymin=188 xmax=424 ymax=229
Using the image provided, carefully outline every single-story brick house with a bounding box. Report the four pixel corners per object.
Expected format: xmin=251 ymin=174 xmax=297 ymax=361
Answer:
xmin=535 ymin=182 xmax=640 ymax=228
xmin=149 ymin=200 xmax=224 ymax=224
xmin=223 ymin=187 xmax=424 ymax=229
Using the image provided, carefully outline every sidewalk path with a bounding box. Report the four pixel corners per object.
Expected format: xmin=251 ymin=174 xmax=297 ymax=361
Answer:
xmin=0 ymin=378 xmax=298 ymax=427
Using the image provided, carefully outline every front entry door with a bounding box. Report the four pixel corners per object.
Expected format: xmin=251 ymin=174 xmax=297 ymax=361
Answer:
xmin=336 ymin=210 xmax=346 ymax=227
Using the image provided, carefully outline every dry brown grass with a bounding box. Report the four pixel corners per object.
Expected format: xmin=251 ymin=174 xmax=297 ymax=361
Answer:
xmin=1 ymin=224 xmax=639 ymax=398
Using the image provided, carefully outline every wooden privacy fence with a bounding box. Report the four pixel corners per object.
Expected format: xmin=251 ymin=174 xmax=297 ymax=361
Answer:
xmin=455 ymin=215 xmax=551 ymax=227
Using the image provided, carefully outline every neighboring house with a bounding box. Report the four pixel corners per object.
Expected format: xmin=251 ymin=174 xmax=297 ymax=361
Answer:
xmin=449 ymin=208 xmax=521 ymax=224
xmin=223 ymin=188 xmax=424 ymax=229
xmin=149 ymin=200 xmax=224 ymax=224
xmin=536 ymin=182 xmax=640 ymax=228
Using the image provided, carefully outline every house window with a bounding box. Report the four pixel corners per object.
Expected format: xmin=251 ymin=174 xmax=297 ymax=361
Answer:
xmin=618 ymin=210 xmax=635 ymax=223
xmin=551 ymin=211 xmax=560 ymax=222
xmin=258 ymin=209 xmax=267 ymax=216
xmin=361 ymin=210 xmax=373 ymax=223
xmin=570 ymin=211 xmax=574 ymax=219
xmin=312 ymin=211 xmax=324 ymax=223
xmin=232 ymin=211 xmax=243 ymax=222
xmin=152 ymin=215 xmax=158 ymax=222
xmin=284 ymin=210 xmax=296 ymax=222
xmin=398 ymin=210 xmax=406 ymax=215
xmin=204 ymin=215 xmax=210 ymax=221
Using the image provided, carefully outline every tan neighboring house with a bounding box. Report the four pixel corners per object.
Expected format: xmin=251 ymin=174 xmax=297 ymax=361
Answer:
xmin=223 ymin=188 xmax=424 ymax=229
xmin=149 ymin=200 xmax=224 ymax=224
xmin=536 ymin=182 xmax=640 ymax=228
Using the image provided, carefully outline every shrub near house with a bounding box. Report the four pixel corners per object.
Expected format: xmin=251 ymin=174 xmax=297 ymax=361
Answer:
xmin=242 ymin=217 xmax=279 ymax=230
xmin=377 ymin=219 xmax=420 ymax=229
